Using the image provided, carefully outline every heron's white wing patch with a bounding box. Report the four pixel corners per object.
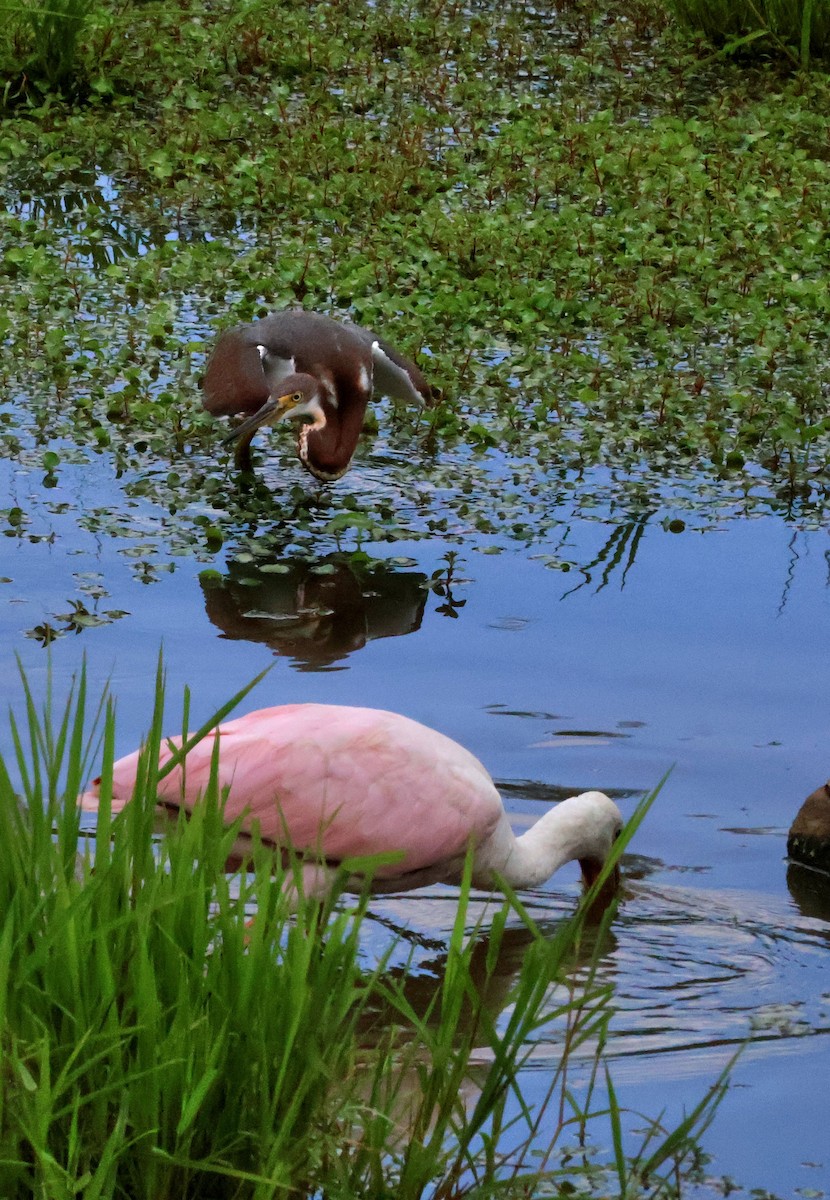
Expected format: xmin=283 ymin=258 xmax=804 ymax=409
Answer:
xmin=371 ymin=341 xmax=424 ymax=402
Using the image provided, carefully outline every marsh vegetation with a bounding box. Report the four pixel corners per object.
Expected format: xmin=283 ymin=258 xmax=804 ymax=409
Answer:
xmin=0 ymin=1 xmax=828 ymax=1196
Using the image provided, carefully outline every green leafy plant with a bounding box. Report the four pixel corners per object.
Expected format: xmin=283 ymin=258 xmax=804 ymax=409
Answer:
xmin=0 ymin=0 xmax=828 ymax=589
xmin=1 ymin=0 xmax=98 ymax=97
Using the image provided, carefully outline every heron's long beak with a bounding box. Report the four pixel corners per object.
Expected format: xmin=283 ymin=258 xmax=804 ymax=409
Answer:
xmin=221 ymin=393 xmax=301 ymax=446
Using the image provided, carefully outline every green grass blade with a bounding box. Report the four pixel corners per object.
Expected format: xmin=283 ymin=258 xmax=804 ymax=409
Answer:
xmin=156 ymin=662 xmax=273 ymax=782
xmin=605 ymin=1066 xmax=628 ymax=1199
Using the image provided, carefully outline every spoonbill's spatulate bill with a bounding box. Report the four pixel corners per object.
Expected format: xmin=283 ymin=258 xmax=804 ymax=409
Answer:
xmin=80 ymin=704 xmax=623 ymax=902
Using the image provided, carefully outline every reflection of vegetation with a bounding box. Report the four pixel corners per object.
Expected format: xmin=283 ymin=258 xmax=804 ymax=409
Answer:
xmin=0 ymin=669 xmax=727 ymax=1198
xmin=3 ymin=168 xmax=177 ymax=269
xmin=561 ymin=515 xmax=653 ymax=598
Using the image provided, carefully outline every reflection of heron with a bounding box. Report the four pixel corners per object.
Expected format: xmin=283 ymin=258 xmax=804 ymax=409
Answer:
xmin=81 ymin=705 xmax=622 ymax=904
xmin=202 ymin=310 xmax=432 ymax=479
xmin=201 ymin=556 xmax=427 ymax=670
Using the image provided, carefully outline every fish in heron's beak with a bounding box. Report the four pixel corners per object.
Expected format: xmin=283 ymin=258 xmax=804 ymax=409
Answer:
xmin=221 ymin=390 xmax=306 ymax=447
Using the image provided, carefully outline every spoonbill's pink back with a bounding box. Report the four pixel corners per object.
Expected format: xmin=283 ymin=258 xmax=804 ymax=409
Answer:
xmin=80 ymin=704 xmax=623 ymax=899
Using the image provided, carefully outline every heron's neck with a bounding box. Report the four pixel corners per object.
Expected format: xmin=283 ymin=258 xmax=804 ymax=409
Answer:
xmin=300 ymin=391 xmax=369 ymax=481
xmin=298 ymin=414 xmax=350 ymax=481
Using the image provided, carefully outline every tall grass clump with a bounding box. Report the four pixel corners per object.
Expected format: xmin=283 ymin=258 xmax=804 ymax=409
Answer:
xmin=0 ymin=663 xmax=725 ymax=1198
xmin=1 ymin=0 xmax=97 ymax=99
xmin=666 ymin=0 xmax=830 ymax=67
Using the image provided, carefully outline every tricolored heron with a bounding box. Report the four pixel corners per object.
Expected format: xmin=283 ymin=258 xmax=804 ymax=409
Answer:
xmin=201 ymin=310 xmax=432 ymax=480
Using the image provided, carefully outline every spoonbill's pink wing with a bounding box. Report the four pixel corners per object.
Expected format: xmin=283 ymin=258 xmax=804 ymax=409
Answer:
xmin=83 ymin=705 xmax=504 ymax=876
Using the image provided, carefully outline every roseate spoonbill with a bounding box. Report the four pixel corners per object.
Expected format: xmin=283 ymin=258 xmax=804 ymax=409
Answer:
xmin=201 ymin=311 xmax=432 ymax=480
xmin=80 ymin=704 xmax=623 ymax=902
xmin=788 ymin=780 xmax=830 ymax=875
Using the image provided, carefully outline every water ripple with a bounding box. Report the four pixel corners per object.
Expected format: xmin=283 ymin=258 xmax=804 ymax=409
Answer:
xmin=371 ymin=875 xmax=830 ymax=1082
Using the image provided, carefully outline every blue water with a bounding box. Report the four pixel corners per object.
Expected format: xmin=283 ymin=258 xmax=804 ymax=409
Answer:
xmin=1 ymin=443 xmax=828 ymax=1197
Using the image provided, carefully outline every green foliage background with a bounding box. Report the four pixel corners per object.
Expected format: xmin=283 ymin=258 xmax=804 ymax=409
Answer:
xmin=0 ymin=0 xmax=828 ymax=565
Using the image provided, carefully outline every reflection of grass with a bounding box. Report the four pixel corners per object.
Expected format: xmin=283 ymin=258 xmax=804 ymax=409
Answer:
xmin=0 ymin=665 xmax=725 ymax=1198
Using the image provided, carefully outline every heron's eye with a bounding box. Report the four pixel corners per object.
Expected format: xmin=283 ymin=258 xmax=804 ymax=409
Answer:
xmin=292 ymin=392 xmax=302 ymax=402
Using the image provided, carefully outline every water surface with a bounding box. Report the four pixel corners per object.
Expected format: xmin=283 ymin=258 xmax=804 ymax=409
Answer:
xmin=1 ymin=436 xmax=828 ymax=1198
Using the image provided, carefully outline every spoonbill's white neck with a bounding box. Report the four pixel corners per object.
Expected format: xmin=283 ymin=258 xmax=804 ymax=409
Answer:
xmin=473 ymin=791 xmax=622 ymax=890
